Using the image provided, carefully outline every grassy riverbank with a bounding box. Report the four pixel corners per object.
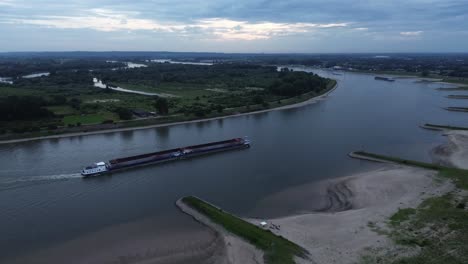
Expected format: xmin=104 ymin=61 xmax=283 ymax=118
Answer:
xmin=353 ymin=151 xmax=468 ymax=189
xmin=444 ymin=107 xmax=468 ymax=112
xmin=180 ymin=196 xmax=308 ymax=264
xmin=0 ymin=79 xmax=336 ymax=143
xmin=446 ymin=95 xmax=468 ymax=99
xmin=353 ymin=151 xmax=468 ymax=263
xmin=437 ymin=87 xmax=468 ymax=91
xmin=352 ymin=151 xmax=445 ymax=170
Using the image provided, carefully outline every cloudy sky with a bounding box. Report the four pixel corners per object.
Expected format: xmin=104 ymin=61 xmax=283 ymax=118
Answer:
xmin=0 ymin=0 xmax=467 ymax=52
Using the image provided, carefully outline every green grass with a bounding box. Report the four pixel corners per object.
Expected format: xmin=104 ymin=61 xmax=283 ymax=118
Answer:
xmin=389 ymin=208 xmax=417 ymax=226
xmin=47 ymin=105 xmax=78 ymax=115
xmin=0 ymin=86 xmax=45 ymax=96
xmin=386 ymin=193 xmax=468 ymax=264
xmin=63 ymin=112 xmax=117 ymax=125
xmin=181 ymin=196 xmax=308 ymax=264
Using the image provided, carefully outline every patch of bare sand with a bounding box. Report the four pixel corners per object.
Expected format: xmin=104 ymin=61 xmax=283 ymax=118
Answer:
xmin=432 ymin=130 xmax=468 ymax=169
xmin=247 ymin=166 xmax=453 ymax=264
xmin=9 ymin=215 xmax=229 ymax=264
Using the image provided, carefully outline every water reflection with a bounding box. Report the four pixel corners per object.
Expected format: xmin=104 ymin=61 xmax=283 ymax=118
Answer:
xmin=217 ymin=119 xmax=224 ymax=128
xmin=155 ymin=127 xmax=169 ymax=141
xmin=121 ymin=130 xmax=134 ymax=141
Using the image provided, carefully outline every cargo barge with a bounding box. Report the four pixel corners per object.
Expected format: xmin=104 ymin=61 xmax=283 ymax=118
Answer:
xmin=374 ymin=76 xmax=395 ymax=82
xmin=81 ymin=137 xmax=250 ymax=177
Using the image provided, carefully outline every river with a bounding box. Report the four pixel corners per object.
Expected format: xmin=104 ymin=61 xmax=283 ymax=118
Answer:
xmin=0 ymin=69 xmax=466 ymax=261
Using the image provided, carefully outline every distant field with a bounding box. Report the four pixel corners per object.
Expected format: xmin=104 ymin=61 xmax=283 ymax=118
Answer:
xmin=0 ymin=86 xmax=45 ymax=96
xmin=63 ymin=112 xmax=118 ymax=125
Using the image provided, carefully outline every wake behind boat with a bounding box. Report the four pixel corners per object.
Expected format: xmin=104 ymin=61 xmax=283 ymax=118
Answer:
xmin=81 ymin=137 xmax=250 ymax=177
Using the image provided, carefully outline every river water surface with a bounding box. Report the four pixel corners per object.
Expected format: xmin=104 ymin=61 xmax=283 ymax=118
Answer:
xmin=0 ymin=69 xmax=466 ymax=261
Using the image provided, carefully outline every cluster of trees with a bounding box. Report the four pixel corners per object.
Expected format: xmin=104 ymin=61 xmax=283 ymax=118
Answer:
xmin=268 ymin=68 xmax=327 ymax=96
xmin=114 ymin=107 xmax=133 ymax=120
xmin=0 ymin=58 xmax=125 ymax=77
xmin=178 ymin=103 xmax=223 ymax=117
xmin=154 ymin=97 xmax=169 ymax=115
xmin=316 ymin=54 xmax=468 ymax=77
xmin=96 ymin=63 xmax=277 ymax=88
xmin=0 ymin=96 xmax=54 ymax=121
xmin=448 ymin=66 xmax=468 ymax=78
xmin=14 ymin=71 xmax=94 ymax=90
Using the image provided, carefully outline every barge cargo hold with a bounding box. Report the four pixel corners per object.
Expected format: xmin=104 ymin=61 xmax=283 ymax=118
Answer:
xmin=81 ymin=137 xmax=250 ymax=177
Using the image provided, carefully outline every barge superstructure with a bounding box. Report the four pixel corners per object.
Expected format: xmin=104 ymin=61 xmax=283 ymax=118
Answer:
xmin=81 ymin=137 xmax=250 ymax=177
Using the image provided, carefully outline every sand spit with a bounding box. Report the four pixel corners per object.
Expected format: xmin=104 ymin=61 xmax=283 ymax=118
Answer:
xmin=432 ymin=130 xmax=468 ymax=169
xmin=176 ymin=199 xmax=264 ymax=264
xmin=248 ymin=166 xmax=453 ymax=264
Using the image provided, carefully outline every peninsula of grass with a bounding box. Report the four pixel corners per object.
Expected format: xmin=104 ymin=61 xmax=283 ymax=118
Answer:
xmin=437 ymin=87 xmax=468 ymax=91
xmin=352 ymin=151 xmax=444 ymax=170
xmin=180 ymin=196 xmax=308 ymax=264
xmin=422 ymin=123 xmax=468 ymax=131
xmin=444 ymin=106 xmax=468 ymax=112
xmin=352 ymin=151 xmax=468 ymax=189
xmin=446 ymin=95 xmax=468 ymax=99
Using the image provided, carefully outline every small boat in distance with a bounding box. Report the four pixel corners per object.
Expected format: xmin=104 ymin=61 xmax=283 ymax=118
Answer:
xmin=81 ymin=137 xmax=251 ymax=177
xmin=375 ymin=76 xmax=395 ymax=82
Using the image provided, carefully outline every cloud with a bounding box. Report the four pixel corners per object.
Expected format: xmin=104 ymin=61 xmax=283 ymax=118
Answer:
xmin=400 ymin=31 xmax=423 ymax=36
xmin=0 ymin=0 xmax=17 ymax=6
xmin=195 ymin=18 xmax=348 ymax=40
xmin=2 ymin=9 xmax=349 ymax=40
xmin=0 ymin=0 xmax=467 ymax=52
xmin=4 ymin=9 xmax=178 ymax=32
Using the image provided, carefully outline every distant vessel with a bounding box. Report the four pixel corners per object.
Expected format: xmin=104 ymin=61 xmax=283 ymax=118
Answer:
xmin=81 ymin=138 xmax=250 ymax=177
xmin=375 ymin=76 xmax=395 ymax=82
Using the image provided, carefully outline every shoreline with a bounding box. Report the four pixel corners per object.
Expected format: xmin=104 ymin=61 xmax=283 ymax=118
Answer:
xmin=254 ymin=166 xmax=453 ymax=264
xmin=0 ymin=80 xmax=339 ymax=145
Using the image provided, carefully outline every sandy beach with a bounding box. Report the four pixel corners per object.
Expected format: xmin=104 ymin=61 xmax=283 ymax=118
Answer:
xmin=0 ymin=82 xmax=338 ymax=145
xmin=248 ymin=166 xmax=453 ymax=264
xmin=432 ymin=130 xmax=468 ymax=169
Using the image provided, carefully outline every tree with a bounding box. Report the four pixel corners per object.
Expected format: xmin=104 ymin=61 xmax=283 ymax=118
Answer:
xmin=252 ymin=95 xmax=264 ymax=105
xmin=69 ymin=98 xmax=81 ymax=110
xmin=51 ymin=95 xmax=67 ymax=105
xmin=154 ymin=97 xmax=169 ymax=115
xmin=115 ymin=107 xmax=132 ymax=120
